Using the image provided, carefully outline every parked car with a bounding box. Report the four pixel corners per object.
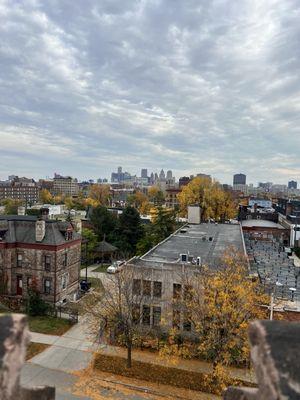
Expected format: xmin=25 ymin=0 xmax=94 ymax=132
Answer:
xmin=107 ymin=260 xmax=125 ymax=274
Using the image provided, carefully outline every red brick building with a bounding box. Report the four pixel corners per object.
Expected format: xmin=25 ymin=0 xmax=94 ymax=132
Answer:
xmin=0 ymin=215 xmax=81 ymax=304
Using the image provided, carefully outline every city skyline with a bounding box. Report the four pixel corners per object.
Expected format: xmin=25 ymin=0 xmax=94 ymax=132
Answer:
xmin=1 ymin=1 xmax=300 ymax=184
xmin=0 ymin=167 xmax=299 ymax=188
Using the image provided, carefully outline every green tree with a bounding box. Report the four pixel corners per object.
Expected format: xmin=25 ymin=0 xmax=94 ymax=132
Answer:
xmin=152 ymin=207 xmax=176 ymax=242
xmin=90 ymin=206 xmax=118 ymax=241
xmin=81 ymin=228 xmax=98 ymax=261
xmin=3 ymin=199 xmax=23 ymax=215
xmin=26 ymin=278 xmax=49 ymax=316
xmin=114 ymin=206 xmax=144 ymax=254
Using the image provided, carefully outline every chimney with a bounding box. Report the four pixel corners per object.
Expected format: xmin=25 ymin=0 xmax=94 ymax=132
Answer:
xmin=188 ymin=205 xmax=201 ymax=224
xmin=17 ymin=206 xmax=25 ymax=216
xmin=40 ymin=207 xmax=49 ymax=220
xmin=35 ymin=220 xmax=46 ymax=242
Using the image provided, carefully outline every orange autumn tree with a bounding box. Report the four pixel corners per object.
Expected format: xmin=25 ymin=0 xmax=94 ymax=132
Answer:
xmin=177 ymin=177 xmax=236 ymax=221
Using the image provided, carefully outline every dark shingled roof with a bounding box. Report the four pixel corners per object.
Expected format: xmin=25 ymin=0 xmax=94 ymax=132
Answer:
xmin=94 ymin=240 xmax=117 ymax=253
xmin=0 ymin=215 xmax=81 ymax=245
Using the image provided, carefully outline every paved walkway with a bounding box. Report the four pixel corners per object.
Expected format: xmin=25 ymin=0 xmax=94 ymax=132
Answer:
xmin=80 ymin=264 xmax=106 ymax=279
xmin=23 ymin=320 xmax=221 ymax=399
xmin=28 ymin=321 xmax=255 ymax=384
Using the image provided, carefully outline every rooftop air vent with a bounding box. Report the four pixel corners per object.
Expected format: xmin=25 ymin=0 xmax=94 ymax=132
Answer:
xmin=209 ymin=237 xmax=213 ymax=241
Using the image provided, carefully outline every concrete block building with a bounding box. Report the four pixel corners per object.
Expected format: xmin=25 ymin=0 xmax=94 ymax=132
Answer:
xmin=127 ymin=223 xmax=245 ymax=331
xmin=0 ymin=215 xmax=81 ymax=304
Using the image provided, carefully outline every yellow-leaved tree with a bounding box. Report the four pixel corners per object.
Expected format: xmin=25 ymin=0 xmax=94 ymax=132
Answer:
xmin=162 ymin=250 xmax=268 ymax=394
xmin=177 ymin=177 xmax=236 ymax=221
xmin=39 ymin=189 xmax=53 ymax=204
xmin=88 ymin=184 xmax=111 ymax=206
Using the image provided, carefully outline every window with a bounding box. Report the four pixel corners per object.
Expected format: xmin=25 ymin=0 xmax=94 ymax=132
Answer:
xmin=153 ymin=281 xmax=162 ymax=298
xmin=44 ymin=255 xmax=51 ymax=271
xmin=152 ymin=306 xmax=161 ymax=326
xmin=62 ymin=253 xmax=67 ymax=267
xmin=61 ymin=274 xmax=68 ymax=290
xmin=44 ymin=279 xmax=51 ymax=294
xmin=173 ymin=309 xmax=181 ymax=329
xmin=143 ymin=280 xmax=151 ymax=296
xmin=183 ymin=313 xmax=192 ymax=331
xmin=184 ymin=285 xmax=193 ymax=301
xmin=133 ymin=279 xmax=141 ymax=295
xmin=142 ymin=305 xmax=151 ymax=325
xmin=132 ymin=304 xmax=141 ymax=324
xmin=17 ymin=254 xmax=22 ymax=268
xmin=173 ymin=283 xmax=182 ymax=299
xmin=65 ymin=230 xmax=73 ymax=241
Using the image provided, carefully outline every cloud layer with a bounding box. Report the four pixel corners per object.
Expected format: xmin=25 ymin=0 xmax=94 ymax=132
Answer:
xmin=1 ymin=0 xmax=300 ymax=184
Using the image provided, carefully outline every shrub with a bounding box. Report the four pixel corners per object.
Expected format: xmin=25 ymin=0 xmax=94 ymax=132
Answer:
xmin=93 ymin=353 xmax=245 ymax=395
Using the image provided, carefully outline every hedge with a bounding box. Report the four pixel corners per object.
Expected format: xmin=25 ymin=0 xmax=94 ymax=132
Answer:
xmin=94 ymin=353 xmax=245 ymax=395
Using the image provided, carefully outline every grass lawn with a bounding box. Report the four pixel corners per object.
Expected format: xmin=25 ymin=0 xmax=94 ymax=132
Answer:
xmin=28 ymin=315 xmax=73 ymax=336
xmin=26 ymin=342 xmax=49 ymax=360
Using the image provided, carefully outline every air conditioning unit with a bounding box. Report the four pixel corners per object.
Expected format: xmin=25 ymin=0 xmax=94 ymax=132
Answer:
xmin=196 ymin=257 xmax=202 ymax=266
xmin=180 ymin=253 xmax=188 ymax=263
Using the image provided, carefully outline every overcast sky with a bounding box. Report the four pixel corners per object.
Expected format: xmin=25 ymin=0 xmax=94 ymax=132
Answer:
xmin=1 ymin=0 xmax=300 ymax=184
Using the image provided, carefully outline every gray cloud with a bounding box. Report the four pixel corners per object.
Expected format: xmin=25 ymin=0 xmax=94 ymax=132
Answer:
xmin=0 ymin=0 xmax=300 ymax=184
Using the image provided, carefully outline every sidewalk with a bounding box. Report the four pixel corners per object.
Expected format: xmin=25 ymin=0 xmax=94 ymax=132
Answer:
xmin=29 ymin=324 xmax=255 ymax=384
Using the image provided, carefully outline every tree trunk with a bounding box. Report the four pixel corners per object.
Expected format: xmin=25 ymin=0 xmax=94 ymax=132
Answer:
xmin=127 ymin=341 xmax=132 ymax=368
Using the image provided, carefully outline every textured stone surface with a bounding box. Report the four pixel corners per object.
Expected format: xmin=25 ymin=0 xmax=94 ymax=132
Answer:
xmin=0 ymin=314 xmax=55 ymax=400
xmin=224 ymin=320 xmax=300 ymax=400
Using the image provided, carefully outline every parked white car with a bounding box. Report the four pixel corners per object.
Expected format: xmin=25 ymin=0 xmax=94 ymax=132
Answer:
xmin=107 ymin=260 xmax=125 ymax=274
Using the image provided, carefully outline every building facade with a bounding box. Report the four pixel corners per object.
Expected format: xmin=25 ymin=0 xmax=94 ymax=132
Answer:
xmin=233 ymin=173 xmax=246 ymax=185
xmin=165 ymin=188 xmax=181 ymax=208
xmin=0 ymin=215 xmax=81 ymax=304
xmin=53 ymin=175 xmax=79 ymax=197
xmin=127 ymin=223 xmax=245 ymax=330
xmin=288 ymin=181 xmax=297 ymax=190
xmin=0 ymin=177 xmax=39 ymax=204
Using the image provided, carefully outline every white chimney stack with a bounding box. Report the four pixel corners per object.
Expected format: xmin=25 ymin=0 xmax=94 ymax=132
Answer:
xmin=35 ymin=220 xmax=46 ymax=242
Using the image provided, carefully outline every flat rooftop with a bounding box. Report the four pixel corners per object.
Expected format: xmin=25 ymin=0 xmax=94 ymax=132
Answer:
xmin=242 ymin=220 xmax=285 ymax=229
xmin=137 ymin=223 xmax=245 ymax=269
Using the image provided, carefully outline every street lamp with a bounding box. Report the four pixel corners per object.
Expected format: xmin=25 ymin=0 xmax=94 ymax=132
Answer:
xmin=270 ymin=281 xmax=283 ymax=321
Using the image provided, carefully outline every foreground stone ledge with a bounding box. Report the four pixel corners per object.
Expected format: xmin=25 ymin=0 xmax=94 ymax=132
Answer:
xmin=0 ymin=313 xmax=55 ymax=400
xmin=224 ymin=320 xmax=300 ymax=400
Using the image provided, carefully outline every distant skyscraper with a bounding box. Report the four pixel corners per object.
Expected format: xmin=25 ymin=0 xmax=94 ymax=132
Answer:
xmin=233 ymin=173 xmax=246 ymax=185
xmin=150 ymin=172 xmax=155 ymax=184
xmin=141 ymin=169 xmax=148 ymax=179
xmin=166 ymin=170 xmax=173 ymax=180
xmin=117 ymin=166 xmax=122 ymax=174
xmin=159 ymin=169 xmax=166 ymax=180
xmin=288 ymin=180 xmax=297 ymax=189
